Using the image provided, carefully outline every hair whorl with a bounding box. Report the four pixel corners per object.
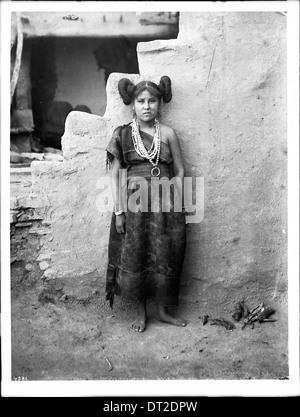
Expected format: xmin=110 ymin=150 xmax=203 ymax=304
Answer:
xmin=158 ymin=76 xmax=172 ymax=103
xmin=118 ymin=78 xmax=135 ymax=105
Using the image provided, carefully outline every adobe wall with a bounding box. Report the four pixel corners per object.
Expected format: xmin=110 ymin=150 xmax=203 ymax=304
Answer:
xmin=136 ymin=12 xmax=287 ymax=306
xmin=17 ymin=12 xmax=286 ymax=306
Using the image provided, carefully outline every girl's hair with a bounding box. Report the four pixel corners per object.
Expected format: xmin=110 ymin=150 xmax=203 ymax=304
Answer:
xmin=118 ymin=76 xmax=172 ymax=105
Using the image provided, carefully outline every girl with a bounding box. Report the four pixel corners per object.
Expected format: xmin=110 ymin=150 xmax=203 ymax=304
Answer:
xmin=105 ymin=76 xmax=186 ymax=332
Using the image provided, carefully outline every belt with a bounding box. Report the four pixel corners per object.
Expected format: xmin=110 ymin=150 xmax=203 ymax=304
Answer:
xmin=127 ymin=162 xmax=171 ymax=179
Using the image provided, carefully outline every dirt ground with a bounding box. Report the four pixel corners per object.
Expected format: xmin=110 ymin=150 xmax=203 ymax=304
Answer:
xmin=10 ymin=280 xmax=289 ymax=384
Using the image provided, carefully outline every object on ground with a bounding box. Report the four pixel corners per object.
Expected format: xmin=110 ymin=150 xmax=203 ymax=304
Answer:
xmin=103 ymin=356 xmax=113 ymax=371
xmin=242 ymin=302 xmax=264 ymax=329
xmin=257 ymin=307 xmax=275 ymax=323
xmin=260 ymin=318 xmax=277 ymax=322
xmin=209 ymin=318 xmax=236 ymax=330
xmin=232 ymin=300 xmax=250 ymax=321
xmin=232 ymin=302 xmax=244 ymax=321
xmin=240 ymin=300 xmax=250 ymax=317
xmin=199 ymin=315 xmax=235 ymax=330
xmin=241 ymin=302 xmax=276 ymax=329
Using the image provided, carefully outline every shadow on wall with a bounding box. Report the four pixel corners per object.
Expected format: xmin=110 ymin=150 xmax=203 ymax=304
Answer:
xmin=39 ymin=101 xmax=91 ymax=149
xmin=94 ymin=36 xmax=139 ymax=82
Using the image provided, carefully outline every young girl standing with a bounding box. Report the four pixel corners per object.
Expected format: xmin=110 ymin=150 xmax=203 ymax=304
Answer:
xmin=105 ymin=76 xmax=186 ymax=332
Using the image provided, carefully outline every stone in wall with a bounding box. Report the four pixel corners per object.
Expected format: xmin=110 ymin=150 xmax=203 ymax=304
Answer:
xmin=10 ymin=170 xmax=51 ymax=287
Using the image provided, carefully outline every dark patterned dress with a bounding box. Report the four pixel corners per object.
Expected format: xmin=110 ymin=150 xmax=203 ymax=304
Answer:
xmin=105 ymin=123 xmax=186 ymax=307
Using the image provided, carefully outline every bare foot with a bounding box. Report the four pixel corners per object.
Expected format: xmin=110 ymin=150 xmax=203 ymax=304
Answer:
xmin=157 ymin=305 xmax=187 ymax=327
xmin=132 ymin=301 xmax=147 ymax=333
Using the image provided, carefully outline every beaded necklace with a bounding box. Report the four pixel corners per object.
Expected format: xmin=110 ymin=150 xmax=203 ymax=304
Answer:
xmin=131 ymin=118 xmax=161 ymax=176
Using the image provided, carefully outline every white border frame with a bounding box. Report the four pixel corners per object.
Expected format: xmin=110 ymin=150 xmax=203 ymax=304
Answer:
xmin=1 ymin=1 xmax=299 ymax=397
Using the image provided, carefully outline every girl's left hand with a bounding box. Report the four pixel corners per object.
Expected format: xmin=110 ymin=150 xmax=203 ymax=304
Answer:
xmin=115 ymin=213 xmax=126 ymax=234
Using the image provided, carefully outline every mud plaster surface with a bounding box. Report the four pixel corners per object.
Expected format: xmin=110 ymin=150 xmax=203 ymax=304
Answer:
xmin=11 ymin=282 xmax=288 ymax=383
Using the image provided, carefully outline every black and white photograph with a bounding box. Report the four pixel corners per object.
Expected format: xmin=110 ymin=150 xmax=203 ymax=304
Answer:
xmin=1 ymin=0 xmax=299 ymax=398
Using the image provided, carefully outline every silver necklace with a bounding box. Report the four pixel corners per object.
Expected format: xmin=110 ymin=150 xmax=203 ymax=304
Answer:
xmin=131 ymin=118 xmax=161 ymax=176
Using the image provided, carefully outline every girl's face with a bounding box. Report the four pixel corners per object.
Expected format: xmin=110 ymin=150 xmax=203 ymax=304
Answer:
xmin=133 ymin=90 xmax=160 ymax=124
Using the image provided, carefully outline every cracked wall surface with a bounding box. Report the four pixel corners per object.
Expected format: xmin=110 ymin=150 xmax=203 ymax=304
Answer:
xmin=11 ymin=12 xmax=287 ymax=306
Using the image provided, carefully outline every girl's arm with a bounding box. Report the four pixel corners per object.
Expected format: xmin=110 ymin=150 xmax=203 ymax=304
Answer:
xmin=167 ymin=127 xmax=185 ymax=208
xmin=110 ymin=157 xmax=126 ymax=234
xmin=168 ymin=128 xmax=185 ymax=179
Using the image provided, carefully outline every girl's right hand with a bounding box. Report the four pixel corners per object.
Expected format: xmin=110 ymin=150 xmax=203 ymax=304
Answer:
xmin=115 ymin=213 xmax=126 ymax=234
